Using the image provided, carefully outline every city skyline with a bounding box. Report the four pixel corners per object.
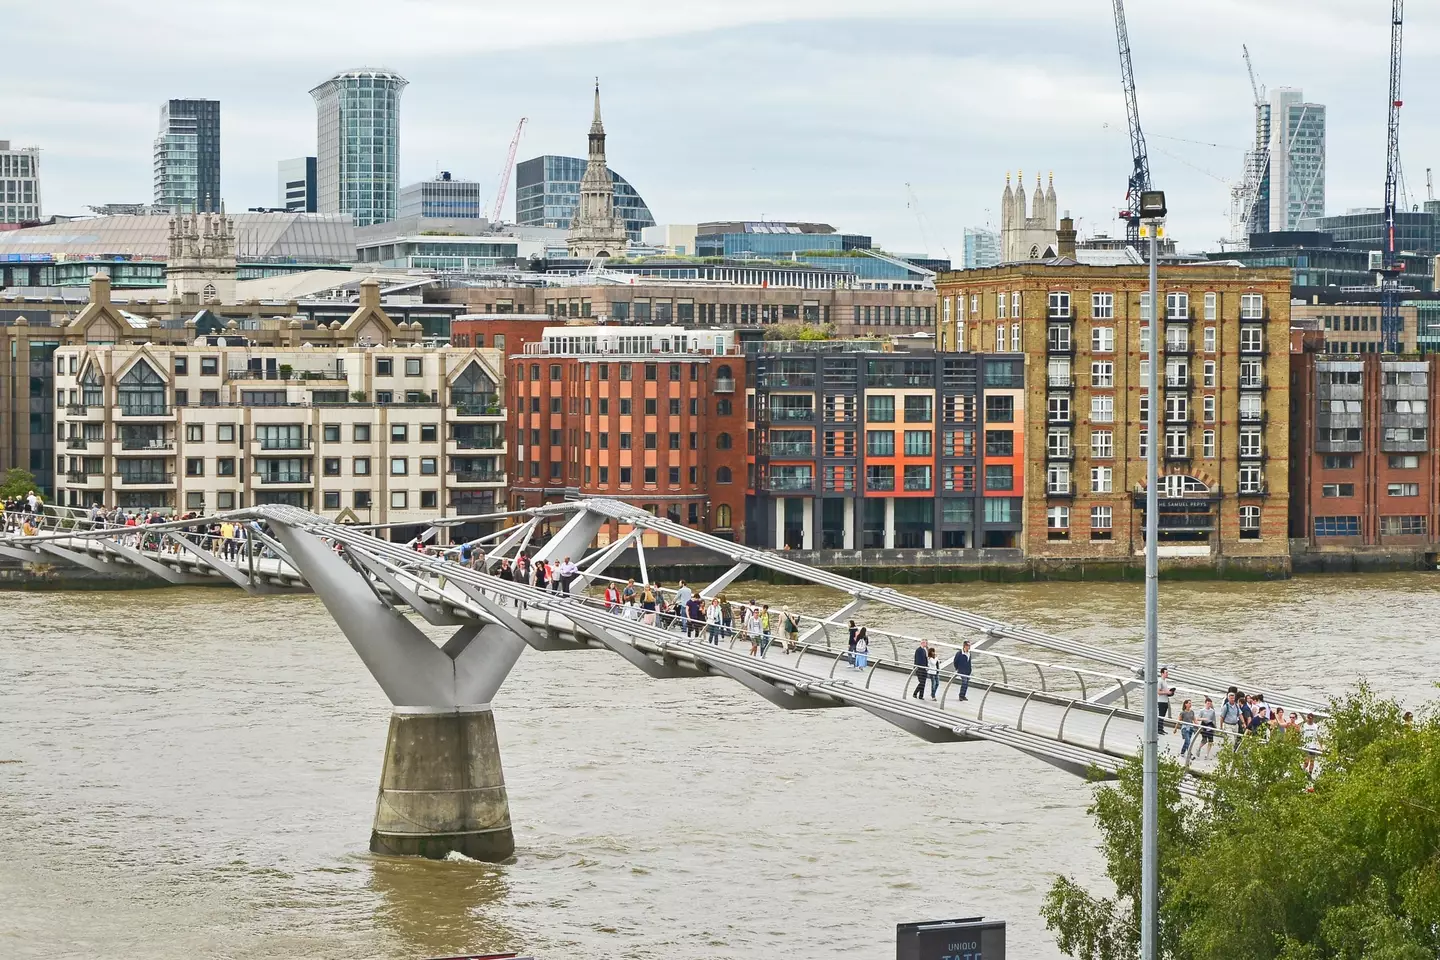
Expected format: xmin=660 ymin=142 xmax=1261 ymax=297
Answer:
xmin=5 ymin=0 xmax=1439 ymax=254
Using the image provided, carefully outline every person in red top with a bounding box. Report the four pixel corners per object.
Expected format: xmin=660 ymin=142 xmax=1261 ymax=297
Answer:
xmin=603 ymin=583 xmax=620 ymax=610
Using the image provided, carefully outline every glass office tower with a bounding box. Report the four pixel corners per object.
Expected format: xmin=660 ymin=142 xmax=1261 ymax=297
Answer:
xmin=514 ymin=155 xmax=655 ymax=241
xmin=153 ymin=99 xmax=220 ymax=213
xmin=310 ymin=68 xmax=407 ymax=227
xmin=1268 ymin=88 xmax=1326 ymax=231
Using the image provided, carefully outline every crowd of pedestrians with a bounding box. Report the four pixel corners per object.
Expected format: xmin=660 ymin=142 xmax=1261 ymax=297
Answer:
xmin=1168 ymin=679 xmax=1321 ymax=767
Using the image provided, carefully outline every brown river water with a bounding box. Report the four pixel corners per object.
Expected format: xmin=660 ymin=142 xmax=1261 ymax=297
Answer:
xmin=2 ymin=574 xmax=1436 ymax=959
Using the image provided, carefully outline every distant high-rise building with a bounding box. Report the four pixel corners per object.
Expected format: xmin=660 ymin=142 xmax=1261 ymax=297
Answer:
xmin=1268 ymin=88 xmax=1325 ymax=231
xmin=0 ymin=140 xmax=41 ymax=225
xmin=153 ymin=99 xmax=221 ymax=213
xmin=963 ymin=227 xmax=1000 ymax=268
xmin=310 ymin=68 xmax=407 ymax=227
xmin=277 ymin=157 xmax=317 ymax=213
xmin=398 ymin=172 xmax=483 ymax=219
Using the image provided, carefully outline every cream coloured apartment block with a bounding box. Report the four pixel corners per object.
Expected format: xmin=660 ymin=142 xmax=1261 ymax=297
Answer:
xmin=51 ymin=340 xmax=506 ymax=530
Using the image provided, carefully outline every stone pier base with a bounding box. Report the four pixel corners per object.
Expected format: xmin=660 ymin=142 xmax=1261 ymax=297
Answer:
xmin=370 ymin=707 xmax=515 ymax=862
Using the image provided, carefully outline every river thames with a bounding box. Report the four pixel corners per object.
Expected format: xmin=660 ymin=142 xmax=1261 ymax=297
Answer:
xmin=2 ymin=574 xmax=1435 ymax=959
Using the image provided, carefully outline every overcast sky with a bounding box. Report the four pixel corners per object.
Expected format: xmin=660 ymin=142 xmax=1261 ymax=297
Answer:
xmin=8 ymin=0 xmax=1439 ymax=257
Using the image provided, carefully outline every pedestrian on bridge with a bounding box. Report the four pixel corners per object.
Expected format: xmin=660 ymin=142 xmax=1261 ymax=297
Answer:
xmin=782 ymin=610 xmax=800 ymax=653
xmin=912 ymin=642 xmax=929 ymax=699
xmin=758 ymin=604 xmax=773 ymax=657
xmin=705 ymin=597 xmax=723 ymax=644
xmin=744 ymin=603 xmax=762 ymax=656
xmin=641 ymin=586 xmax=658 ymax=626
xmin=1157 ymin=666 xmax=1177 ymax=734
xmin=622 ymin=579 xmax=637 ymax=605
xmin=603 ymin=582 xmax=620 ymax=611
xmin=1197 ymin=697 xmax=1217 ymax=758
xmin=719 ymin=595 xmax=733 ymax=640
xmin=953 ymin=641 xmax=973 ymax=701
xmin=927 ymin=646 xmax=940 ymax=699
xmin=685 ymin=594 xmax=704 ymax=637
xmin=1178 ymin=699 xmax=1198 ymax=761
xmin=853 ymin=629 xmax=869 ymax=670
xmin=847 ymin=619 xmax=858 ymax=665
xmin=558 ymin=556 xmax=579 ymax=594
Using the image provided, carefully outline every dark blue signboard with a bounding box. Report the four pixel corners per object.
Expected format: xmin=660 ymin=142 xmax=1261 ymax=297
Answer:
xmin=897 ymin=916 xmax=1005 ymax=960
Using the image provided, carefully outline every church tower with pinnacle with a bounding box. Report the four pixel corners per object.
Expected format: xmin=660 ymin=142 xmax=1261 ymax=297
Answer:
xmin=567 ymin=81 xmax=630 ymax=259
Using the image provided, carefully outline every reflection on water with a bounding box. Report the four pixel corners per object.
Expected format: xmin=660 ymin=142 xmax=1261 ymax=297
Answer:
xmin=0 ymin=574 xmax=1435 ymax=959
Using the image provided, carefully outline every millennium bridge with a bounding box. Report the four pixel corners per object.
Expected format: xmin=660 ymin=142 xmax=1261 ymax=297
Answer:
xmin=0 ymin=498 xmax=1326 ymax=861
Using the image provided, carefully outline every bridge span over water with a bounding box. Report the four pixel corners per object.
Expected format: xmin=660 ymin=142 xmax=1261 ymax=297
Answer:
xmin=0 ymin=498 xmax=1327 ymax=861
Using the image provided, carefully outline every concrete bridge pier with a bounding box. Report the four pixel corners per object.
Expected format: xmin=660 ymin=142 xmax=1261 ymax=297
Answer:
xmin=270 ymin=522 xmax=530 ymax=862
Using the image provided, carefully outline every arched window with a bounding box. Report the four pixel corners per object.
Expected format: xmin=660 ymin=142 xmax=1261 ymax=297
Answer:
xmin=716 ymin=364 xmax=733 ymax=379
xmin=452 ymin=361 xmax=497 ymax=412
xmin=202 ymin=283 xmax=217 ymax=300
xmin=117 ymin=359 xmax=166 ymax=416
xmin=1029 ymin=245 xmax=1040 ymax=259
xmin=1158 ymin=474 xmax=1211 ymax=498
xmin=716 ymin=398 xmax=733 ymax=416
xmin=716 ymin=466 xmax=733 ymax=483
xmin=716 ymin=432 xmax=732 ymax=450
xmin=715 ymin=504 xmax=733 ymax=528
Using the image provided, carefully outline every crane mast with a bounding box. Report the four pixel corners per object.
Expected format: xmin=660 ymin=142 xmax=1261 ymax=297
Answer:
xmin=1381 ymin=0 xmax=1404 ymax=353
xmin=1111 ymin=0 xmax=1153 ymax=246
xmin=490 ymin=117 xmax=529 ymax=222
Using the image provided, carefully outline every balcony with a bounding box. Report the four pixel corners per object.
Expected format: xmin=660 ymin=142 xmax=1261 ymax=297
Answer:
xmin=452 ymin=471 xmax=505 ymax=485
xmin=64 ymin=471 xmax=90 ymax=484
xmin=760 ymin=373 xmax=817 ymax=388
xmin=713 ymin=377 xmax=736 ymax=393
xmin=451 ymin=393 xmax=502 ymax=417
xmin=768 ymin=476 xmax=816 ymax=492
xmin=1047 ymin=413 xmax=1073 ymax=425
xmin=768 ymin=442 xmax=815 ymax=458
xmin=1165 ymin=376 xmax=1191 ymax=389
xmin=903 ymin=476 xmax=933 ymax=492
xmin=449 ymin=436 xmax=505 ymax=452
xmin=768 ymin=408 xmax=815 ymax=422
xmin=121 ymin=439 xmax=174 ymax=452
xmin=1165 ymin=340 xmax=1192 ymax=355
xmin=1239 ymin=410 xmax=1267 ymax=424
xmin=1047 ymin=448 xmax=1075 ymax=462
xmin=229 ymin=367 xmax=347 ymax=382
xmin=1239 ymin=376 xmax=1267 ymax=390
xmin=1164 ymin=451 xmax=1192 ymax=462
xmin=65 ymin=404 xmax=100 ymax=417
xmin=1238 ymin=446 xmax=1265 ymax=460
xmin=1237 ymin=483 xmax=1268 ymax=497
xmin=65 ymin=438 xmax=91 ymax=451
xmin=257 ymin=437 xmax=311 ymax=451
xmin=117 ymin=403 xmax=172 ymax=419
xmin=258 ymin=472 xmax=313 ymax=485
xmin=119 ymin=473 xmax=174 ymax=486
xmin=1047 ymin=374 xmax=1074 ymax=388
xmin=866 ymin=476 xmax=896 ymax=492
xmin=1046 ymin=339 xmax=1075 ymax=356
xmin=1046 ymin=485 xmax=1075 ymax=499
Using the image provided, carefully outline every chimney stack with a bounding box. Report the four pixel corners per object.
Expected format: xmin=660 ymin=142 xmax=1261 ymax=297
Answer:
xmin=1057 ymin=212 xmax=1078 ymax=259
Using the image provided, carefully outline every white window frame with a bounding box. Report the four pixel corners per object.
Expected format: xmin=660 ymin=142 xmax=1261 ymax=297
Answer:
xmin=1011 ymin=323 xmax=1022 ymax=351
xmin=1204 ymin=292 xmax=1218 ymax=321
xmin=1204 ymin=326 xmax=1216 ymax=353
xmin=1202 ymin=429 xmax=1216 ymax=458
xmin=1091 ymin=429 xmax=1114 ymax=459
xmin=997 ymin=292 xmax=1007 ymax=319
xmin=1048 ymin=291 xmax=1072 ymax=318
xmin=1090 ymin=466 xmax=1113 ymax=493
xmin=1091 ymin=395 xmax=1115 ymax=423
xmin=1092 ymin=292 xmax=1114 ymax=320
xmin=1047 ymin=505 xmax=1070 ymax=529
xmin=1091 ymin=326 xmax=1115 ymax=353
xmin=1203 ymin=360 xmax=1216 ymax=387
xmin=1091 ymin=361 xmax=1114 ymax=388
xmin=1091 ymin=505 xmax=1113 ymax=530
xmin=1241 ymin=293 xmax=1264 ymax=320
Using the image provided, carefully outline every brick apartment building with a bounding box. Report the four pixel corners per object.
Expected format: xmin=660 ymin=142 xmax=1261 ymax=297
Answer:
xmin=504 ymin=324 xmax=746 ymax=545
xmin=1290 ymin=342 xmax=1440 ymax=549
xmin=936 ymin=258 xmax=1293 ymax=560
xmin=746 ymin=344 xmax=1026 ymax=550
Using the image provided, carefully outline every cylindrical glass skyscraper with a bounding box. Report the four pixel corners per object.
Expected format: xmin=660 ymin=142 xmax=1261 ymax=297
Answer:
xmin=310 ymin=68 xmax=407 ymax=227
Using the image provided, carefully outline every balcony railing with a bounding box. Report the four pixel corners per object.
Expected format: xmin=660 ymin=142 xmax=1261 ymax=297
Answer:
xmin=866 ymin=476 xmax=896 ymax=492
xmin=65 ymin=404 xmax=90 ymax=416
xmin=229 ymin=368 xmax=346 ymax=382
xmin=65 ymin=438 xmax=90 ymax=450
xmin=1047 ymin=374 xmax=1073 ymax=387
xmin=119 ymin=473 xmax=174 ymax=485
xmin=451 ymin=393 xmax=501 ymax=416
xmin=1239 ymin=409 xmax=1266 ymax=423
xmin=451 ymin=436 xmax=504 ymax=450
xmin=1046 ymin=339 xmax=1075 ymax=355
xmin=258 ymin=437 xmax=311 ymax=450
xmin=121 ymin=439 xmax=174 ymax=451
xmin=768 ymin=476 xmax=815 ymax=492
xmin=768 ymin=442 xmax=815 ymax=457
xmin=1047 ymin=447 xmax=1074 ymax=461
xmin=1240 ymin=376 xmax=1266 ymax=389
xmin=453 ymin=471 xmax=505 ymax=483
xmin=258 ymin=472 xmax=313 ymax=485
xmin=65 ymin=471 xmax=89 ymax=483
xmin=903 ymin=476 xmax=932 ymax=491
xmin=760 ymin=373 xmax=817 ymax=388
xmin=1165 ymin=375 xmax=1190 ymax=388
xmin=713 ymin=377 xmax=736 ymax=393
xmin=118 ymin=403 xmax=170 ymax=417
xmin=768 ymin=408 xmax=815 ymax=422
xmin=1165 ymin=340 xmax=1191 ymax=354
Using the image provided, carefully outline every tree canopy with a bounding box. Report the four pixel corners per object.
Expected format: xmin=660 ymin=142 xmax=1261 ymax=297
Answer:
xmin=0 ymin=467 xmax=39 ymax=501
xmin=1042 ymin=686 xmax=1439 ymax=960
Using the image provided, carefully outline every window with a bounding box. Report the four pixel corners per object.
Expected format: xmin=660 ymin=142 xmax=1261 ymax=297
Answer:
xmin=1092 ymin=292 xmax=1114 ymax=320
xmin=1323 ymin=455 xmax=1355 ymax=469
xmin=1203 ymin=292 xmax=1217 ymax=321
xmin=216 ymin=457 xmax=235 ymax=477
xmin=1048 ymin=291 xmax=1072 ymax=318
xmin=1204 ymin=327 xmax=1216 ymax=353
xmin=1165 ymin=429 xmax=1188 ymax=458
xmin=1140 ymin=359 xmax=1150 ymax=388
xmin=1048 ymin=395 xmax=1071 ymax=423
xmin=1140 ymin=325 xmax=1152 ymax=354
xmin=200 ymin=356 xmax=220 ymax=377
xmin=715 ymin=466 xmax=733 ymax=484
xmin=866 ymin=395 xmax=895 ymax=422
xmin=1384 ymin=399 xmax=1428 ymax=414
xmin=904 ymin=465 xmax=932 ymax=491
xmin=213 ymin=423 xmax=234 ymax=443
xmin=1322 ymin=483 xmax=1355 ymax=498
xmin=985 ymin=430 xmax=1013 ymax=456
xmin=375 ymin=390 xmax=393 ymax=404
xmin=619 ymin=467 xmax=632 ymax=485
xmin=1239 ymin=505 xmax=1260 ymax=538
xmin=1011 ymin=323 xmax=1022 ymax=351
xmin=1201 ymin=361 xmax=1216 ymax=388
xmin=1238 ymin=465 xmax=1263 ymax=494
xmin=996 ymin=324 xmax=1005 ymax=352
xmin=323 ymin=491 xmax=341 ymax=510
xmin=1047 ymin=430 xmax=1071 ymax=459
xmin=376 ymin=358 xmax=393 ymax=377
xmin=1091 ymin=430 xmax=1113 ymax=459
xmin=668 ymin=431 xmax=680 ymax=450
xmin=1138 ymin=429 xmax=1149 ymax=459
xmin=1388 ymin=483 xmax=1420 ymax=497
xmin=1239 ymin=428 xmax=1262 ymax=458
xmin=904 ymin=395 xmax=933 ymax=423
xmin=1011 ymin=291 xmax=1020 ymax=317
xmin=321 ymin=424 xmax=341 ymax=443
xmin=1047 ymin=465 xmax=1071 ymax=495
xmin=1240 ymin=395 xmax=1261 ymax=421
xmin=668 ymin=466 xmax=681 ymax=485
xmin=323 ymin=458 xmax=341 ymax=476
xmin=1091 ymin=361 xmax=1114 ymax=388
xmin=644 ymin=433 xmax=657 ymax=450
xmin=391 ymin=423 xmax=408 ymax=443
xmin=403 ymin=358 xmax=422 ymax=377
xmin=1314 ymin=516 xmax=1360 ymax=537
xmin=185 ymin=457 xmax=204 ymax=477
xmin=1240 ymin=327 xmax=1263 ymax=352
xmin=669 ymin=398 xmax=682 ymax=416
xmin=420 ymin=457 xmax=437 ymax=476
xmin=997 ymin=292 xmax=1007 ymax=318
xmin=1048 ymin=359 xmax=1071 ymax=387
xmin=174 ymin=357 xmax=188 ymax=376
xmin=1091 ymin=505 xmax=1113 ymax=535
xmin=420 ymin=424 xmax=437 ymax=443
xmin=183 ymin=424 xmax=202 ymax=442
xmin=390 ymin=491 xmax=408 ymax=509
xmin=1202 ymin=430 xmax=1216 ymax=459
xmin=1047 ymin=324 xmax=1071 ymax=352
xmin=644 ymin=363 xmax=657 ymax=381
xmin=904 ymin=431 xmax=932 ymax=456
xmin=1091 ymin=466 xmax=1113 ymax=493
xmin=354 ymin=491 xmax=372 ymax=509
xmin=1241 ymin=293 xmax=1264 ymax=320
xmin=1166 ymin=395 xmax=1188 ymax=423
xmin=984 ymin=464 xmax=1014 ymax=490
xmin=619 ymin=398 xmax=632 ymax=416
xmin=1388 ymin=455 xmax=1420 ymax=469
xmin=1380 ymin=515 xmax=1426 ymax=536
xmin=867 ymin=430 xmax=895 ymax=456
xmin=716 ymin=432 xmax=733 ymax=450
xmin=643 ymin=397 xmax=657 ymax=416
xmin=354 ymin=457 xmax=370 ymax=475
xmin=984 ymin=395 xmax=1014 ymax=423
xmin=1091 ymin=326 xmax=1114 ymax=353
xmin=1140 ymin=292 xmax=1152 ymax=321
xmin=1047 ymin=505 xmax=1070 ymax=533
xmin=1091 ymin=396 xmax=1114 ymax=423
xmin=354 ymin=424 xmax=371 ymax=442
xmin=644 ymin=466 xmax=658 ymax=484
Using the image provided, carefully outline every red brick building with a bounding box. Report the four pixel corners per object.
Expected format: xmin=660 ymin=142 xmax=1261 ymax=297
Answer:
xmin=502 ymin=324 xmax=747 ymax=544
xmin=1290 ymin=341 xmax=1440 ymax=548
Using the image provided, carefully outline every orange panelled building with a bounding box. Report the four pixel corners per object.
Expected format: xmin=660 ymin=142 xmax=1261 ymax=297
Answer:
xmin=492 ymin=323 xmax=747 ymax=545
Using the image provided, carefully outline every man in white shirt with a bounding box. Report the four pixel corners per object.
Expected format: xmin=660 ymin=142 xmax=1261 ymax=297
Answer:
xmin=1156 ymin=666 xmax=1177 ymax=734
xmin=557 ymin=557 xmax=580 ymax=594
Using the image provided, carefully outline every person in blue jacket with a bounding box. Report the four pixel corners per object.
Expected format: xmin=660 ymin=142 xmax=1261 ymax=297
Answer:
xmin=953 ymin=641 xmax=973 ymax=701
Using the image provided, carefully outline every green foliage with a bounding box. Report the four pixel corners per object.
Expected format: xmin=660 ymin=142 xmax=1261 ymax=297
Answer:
xmin=1043 ymin=686 xmax=1440 ymax=960
xmin=0 ymin=467 xmax=39 ymax=500
xmin=763 ymin=323 xmax=833 ymax=342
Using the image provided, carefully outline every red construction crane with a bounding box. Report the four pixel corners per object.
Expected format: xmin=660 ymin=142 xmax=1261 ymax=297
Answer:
xmin=490 ymin=117 xmax=528 ymax=222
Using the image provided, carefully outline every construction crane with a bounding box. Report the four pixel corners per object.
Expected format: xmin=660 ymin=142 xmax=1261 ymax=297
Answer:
xmin=1111 ymin=0 xmax=1153 ymax=246
xmin=489 ymin=117 xmax=528 ymax=222
xmin=1229 ymin=45 xmax=1272 ymax=247
xmin=1380 ymin=0 xmax=1405 ymax=354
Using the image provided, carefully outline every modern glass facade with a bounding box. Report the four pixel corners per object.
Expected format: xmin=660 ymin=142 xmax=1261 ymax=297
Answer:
xmin=153 ymin=99 xmax=221 ymax=213
xmin=963 ymin=227 xmax=1000 ymax=269
xmin=0 ymin=141 xmax=41 ymax=224
xmin=1298 ymin=210 xmax=1440 ymax=258
xmin=695 ymin=227 xmax=872 ymax=260
xmin=398 ymin=174 xmax=483 ymax=219
xmin=277 ymin=156 xmax=317 ymax=213
xmin=1268 ymin=89 xmax=1325 ymax=231
xmin=514 ymin=155 xmax=654 ymax=240
xmin=310 ymin=69 xmax=407 ymax=227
